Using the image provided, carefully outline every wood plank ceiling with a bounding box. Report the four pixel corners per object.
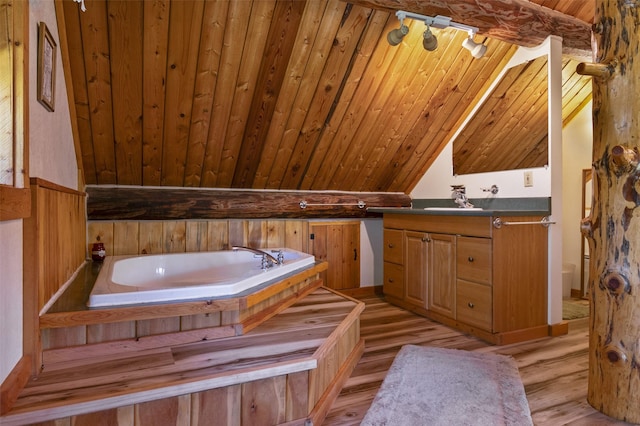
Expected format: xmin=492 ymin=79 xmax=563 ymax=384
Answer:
xmin=59 ymin=0 xmax=594 ymax=193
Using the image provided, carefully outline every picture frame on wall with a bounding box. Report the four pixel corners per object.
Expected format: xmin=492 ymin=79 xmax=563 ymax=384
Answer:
xmin=37 ymin=21 xmax=56 ymax=112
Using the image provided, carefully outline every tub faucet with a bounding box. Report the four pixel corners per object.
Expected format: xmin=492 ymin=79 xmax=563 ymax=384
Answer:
xmin=232 ymin=246 xmax=282 ymax=269
xmin=451 ymin=185 xmax=474 ymax=208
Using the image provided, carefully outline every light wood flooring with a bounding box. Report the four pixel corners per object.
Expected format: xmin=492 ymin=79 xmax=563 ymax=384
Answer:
xmin=323 ymin=294 xmax=636 ymax=426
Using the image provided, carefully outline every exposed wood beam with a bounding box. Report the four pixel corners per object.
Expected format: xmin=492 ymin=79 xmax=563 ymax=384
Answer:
xmin=86 ymin=186 xmax=411 ymax=220
xmin=345 ymin=0 xmax=593 ymax=60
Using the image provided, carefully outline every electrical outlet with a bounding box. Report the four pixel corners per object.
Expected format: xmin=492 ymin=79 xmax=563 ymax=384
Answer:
xmin=524 ymin=171 xmax=533 ymax=187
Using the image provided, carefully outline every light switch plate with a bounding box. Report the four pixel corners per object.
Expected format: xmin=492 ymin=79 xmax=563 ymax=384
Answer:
xmin=524 ymin=171 xmax=533 ymax=187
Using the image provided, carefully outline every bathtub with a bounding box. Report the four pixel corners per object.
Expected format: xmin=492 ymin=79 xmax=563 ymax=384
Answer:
xmin=87 ymin=248 xmax=315 ymax=307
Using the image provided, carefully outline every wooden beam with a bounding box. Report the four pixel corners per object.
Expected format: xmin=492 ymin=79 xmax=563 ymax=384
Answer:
xmin=343 ymin=0 xmax=592 ymax=60
xmin=583 ymin=0 xmax=640 ymax=423
xmin=86 ymin=186 xmax=410 ymax=220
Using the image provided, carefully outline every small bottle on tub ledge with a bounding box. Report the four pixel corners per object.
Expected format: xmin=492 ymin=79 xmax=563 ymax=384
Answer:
xmin=91 ymin=241 xmax=106 ymax=261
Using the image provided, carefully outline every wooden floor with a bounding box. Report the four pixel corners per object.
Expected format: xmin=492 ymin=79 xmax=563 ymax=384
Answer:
xmin=323 ymin=294 xmax=635 ymax=426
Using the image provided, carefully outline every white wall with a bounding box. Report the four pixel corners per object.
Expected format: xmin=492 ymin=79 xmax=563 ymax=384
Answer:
xmin=562 ymin=102 xmax=593 ymax=293
xmin=411 ymin=142 xmax=550 ymax=199
xmin=0 ymin=0 xmax=78 ymax=383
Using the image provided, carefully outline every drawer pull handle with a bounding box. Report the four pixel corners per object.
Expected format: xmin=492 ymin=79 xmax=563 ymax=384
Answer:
xmin=468 ymin=256 xmax=474 ymax=262
xmin=468 ymin=302 xmax=475 ymax=308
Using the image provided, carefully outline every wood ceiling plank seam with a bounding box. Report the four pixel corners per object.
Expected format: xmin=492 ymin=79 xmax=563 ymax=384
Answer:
xmin=159 ymin=0 xmax=206 ymax=186
xmin=251 ymin=0 xmax=333 ymax=189
xmin=62 ymin=0 xmax=97 ymax=185
xmin=278 ymin=4 xmax=375 ymax=190
xmin=231 ymin=0 xmax=306 ymax=188
xmin=141 ymin=0 xmax=170 ymax=186
xmin=80 ymin=0 xmax=117 ymax=184
xmin=298 ymin=9 xmax=392 ymax=190
xmin=562 ymin=85 xmax=592 ymax=127
xmin=393 ymin=41 xmax=518 ymax=191
xmin=306 ymin=15 xmax=409 ymax=190
xmin=108 ymin=0 xmax=143 ymax=186
xmin=215 ymin=0 xmax=278 ymax=187
xmin=200 ymin=1 xmax=253 ymax=187
xmin=183 ymin=0 xmax=230 ymax=187
xmin=561 ymin=77 xmax=591 ymax=121
xmin=355 ymin=29 xmax=465 ymax=192
xmin=452 ymin=57 xmax=548 ymax=174
xmin=329 ymin=19 xmax=434 ymax=190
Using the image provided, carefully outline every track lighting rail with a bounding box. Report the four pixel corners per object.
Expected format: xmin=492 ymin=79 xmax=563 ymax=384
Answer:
xmin=389 ymin=10 xmax=487 ymax=58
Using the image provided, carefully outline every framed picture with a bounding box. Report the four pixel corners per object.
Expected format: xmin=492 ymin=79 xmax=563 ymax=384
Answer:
xmin=37 ymin=22 xmax=56 ymax=112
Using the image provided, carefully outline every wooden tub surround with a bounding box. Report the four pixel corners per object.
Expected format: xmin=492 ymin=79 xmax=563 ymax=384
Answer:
xmin=3 ymin=261 xmax=364 ymax=425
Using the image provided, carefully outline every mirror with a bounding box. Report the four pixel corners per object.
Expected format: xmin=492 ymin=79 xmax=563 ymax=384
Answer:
xmin=453 ymin=56 xmax=549 ymax=175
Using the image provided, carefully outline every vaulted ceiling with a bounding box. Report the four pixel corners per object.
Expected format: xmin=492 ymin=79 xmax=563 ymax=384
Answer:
xmin=57 ymin=0 xmax=594 ymax=193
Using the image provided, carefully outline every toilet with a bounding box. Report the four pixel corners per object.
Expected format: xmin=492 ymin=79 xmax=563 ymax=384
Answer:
xmin=562 ymin=263 xmax=576 ymax=299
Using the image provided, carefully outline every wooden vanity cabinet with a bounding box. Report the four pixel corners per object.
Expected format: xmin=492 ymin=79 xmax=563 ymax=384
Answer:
xmin=382 ymin=213 xmax=548 ymax=345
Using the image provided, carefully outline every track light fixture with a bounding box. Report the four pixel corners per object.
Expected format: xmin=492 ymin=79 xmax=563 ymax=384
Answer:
xmin=462 ymin=36 xmax=487 ymax=59
xmin=387 ymin=24 xmax=409 ymax=46
xmin=387 ymin=11 xmax=486 ymax=59
xmin=422 ymin=26 xmax=437 ymax=51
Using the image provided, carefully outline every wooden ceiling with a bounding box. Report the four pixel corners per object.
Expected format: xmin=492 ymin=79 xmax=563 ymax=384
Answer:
xmin=58 ymin=0 xmax=594 ymax=193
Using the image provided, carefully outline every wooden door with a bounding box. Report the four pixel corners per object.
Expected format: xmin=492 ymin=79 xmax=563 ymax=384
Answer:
xmin=309 ymin=221 xmax=360 ymax=290
xmin=404 ymin=231 xmax=429 ymax=308
xmin=428 ymin=233 xmax=456 ymax=318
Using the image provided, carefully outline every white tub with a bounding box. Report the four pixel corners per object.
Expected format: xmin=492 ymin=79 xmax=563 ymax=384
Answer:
xmin=87 ymin=248 xmax=315 ymax=307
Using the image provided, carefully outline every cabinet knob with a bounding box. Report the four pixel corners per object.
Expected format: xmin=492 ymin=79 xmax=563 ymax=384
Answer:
xmin=422 ymin=237 xmax=431 ymax=242
xmin=468 ymin=302 xmax=475 ymax=309
xmin=468 ymin=256 xmax=474 ymax=262
xmin=388 ymin=243 xmax=394 ymax=248
xmin=388 ymin=278 xmax=394 ymax=283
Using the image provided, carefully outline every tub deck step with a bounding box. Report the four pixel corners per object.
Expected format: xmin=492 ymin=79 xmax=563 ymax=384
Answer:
xmin=2 ymin=288 xmax=364 ymax=426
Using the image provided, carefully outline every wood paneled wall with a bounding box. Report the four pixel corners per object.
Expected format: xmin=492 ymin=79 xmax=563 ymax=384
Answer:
xmin=87 ymin=219 xmax=310 ymax=257
xmin=23 ymin=178 xmax=86 ymax=372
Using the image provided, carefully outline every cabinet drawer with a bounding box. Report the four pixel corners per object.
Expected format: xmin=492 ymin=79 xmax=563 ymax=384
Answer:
xmin=383 ymin=262 xmax=404 ymax=299
xmin=456 ymin=279 xmax=492 ymax=331
xmin=383 ymin=229 xmax=404 ymax=264
xmin=457 ymin=236 xmax=492 ymax=285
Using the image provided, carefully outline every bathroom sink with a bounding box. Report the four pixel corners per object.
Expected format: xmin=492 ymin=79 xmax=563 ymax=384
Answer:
xmin=423 ymin=207 xmax=483 ymax=211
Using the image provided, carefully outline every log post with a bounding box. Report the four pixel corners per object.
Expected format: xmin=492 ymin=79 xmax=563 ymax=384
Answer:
xmin=578 ymin=0 xmax=640 ymax=422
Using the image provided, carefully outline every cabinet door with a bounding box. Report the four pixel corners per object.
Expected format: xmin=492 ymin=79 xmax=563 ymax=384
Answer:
xmin=404 ymin=231 xmax=429 ymax=308
xmin=309 ymin=221 xmax=360 ymax=290
xmin=428 ymin=233 xmax=456 ymax=318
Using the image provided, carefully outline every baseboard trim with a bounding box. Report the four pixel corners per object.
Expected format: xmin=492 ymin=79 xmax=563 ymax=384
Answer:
xmin=1 ymin=355 xmax=31 ymax=414
xmin=331 ymin=286 xmax=383 ymax=298
xmin=548 ymin=321 xmax=570 ymax=337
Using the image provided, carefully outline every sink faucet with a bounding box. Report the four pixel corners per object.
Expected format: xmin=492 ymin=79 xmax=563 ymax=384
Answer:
xmin=232 ymin=246 xmax=282 ymax=269
xmin=451 ymin=185 xmax=474 ymax=208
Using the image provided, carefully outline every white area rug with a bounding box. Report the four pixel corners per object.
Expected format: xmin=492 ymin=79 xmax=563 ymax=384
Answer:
xmin=361 ymin=345 xmax=533 ymax=426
